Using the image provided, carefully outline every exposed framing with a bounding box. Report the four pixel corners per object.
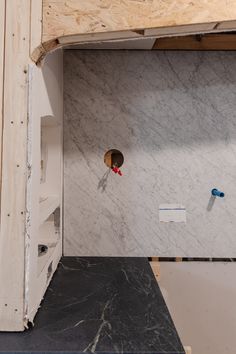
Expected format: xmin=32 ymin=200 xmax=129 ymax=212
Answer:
xmin=0 ymin=0 xmax=5 ymax=191
xmin=30 ymin=0 xmax=236 ymax=62
xmin=0 ymin=0 xmax=236 ymax=332
xmin=0 ymin=0 xmax=31 ymax=331
xmin=25 ymin=50 xmax=63 ymax=324
xmin=153 ymin=33 xmax=236 ymax=50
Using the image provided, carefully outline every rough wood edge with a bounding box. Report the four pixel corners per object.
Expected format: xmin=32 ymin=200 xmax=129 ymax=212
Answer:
xmin=25 ymin=50 xmax=63 ymax=325
xmin=30 ymin=0 xmax=43 ymax=60
xmin=184 ymin=346 xmax=192 ymax=354
xmin=150 ymin=261 xmax=161 ymax=281
xmin=0 ymin=0 xmax=6 ymax=193
xmin=31 ymin=21 xmax=236 ymax=63
xmin=0 ymin=0 xmax=31 ymax=331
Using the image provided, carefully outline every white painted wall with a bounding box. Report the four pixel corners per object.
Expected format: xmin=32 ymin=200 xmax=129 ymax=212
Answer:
xmin=159 ymin=262 xmax=236 ymax=354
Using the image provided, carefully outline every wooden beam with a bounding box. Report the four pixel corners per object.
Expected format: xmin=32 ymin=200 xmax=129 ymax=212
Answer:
xmin=153 ymin=33 xmax=236 ymax=50
xmin=0 ymin=0 xmax=30 ymax=331
xmin=30 ymin=0 xmax=44 ymax=62
xmin=0 ymin=0 xmax=6 ymax=191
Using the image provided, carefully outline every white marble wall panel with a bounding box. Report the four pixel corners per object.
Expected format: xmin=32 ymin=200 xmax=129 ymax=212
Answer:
xmin=64 ymin=50 xmax=236 ymax=256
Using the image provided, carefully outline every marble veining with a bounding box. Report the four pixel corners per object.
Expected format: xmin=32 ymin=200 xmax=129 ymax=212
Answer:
xmin=64 ymin=50 xmax=236 ymax=256
xmin=0 ymin=257 xmax=185 ymax=354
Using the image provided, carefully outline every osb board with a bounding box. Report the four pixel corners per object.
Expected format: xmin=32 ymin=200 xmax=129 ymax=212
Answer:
xmin=43 ymin=0 xmax=236 ymax=42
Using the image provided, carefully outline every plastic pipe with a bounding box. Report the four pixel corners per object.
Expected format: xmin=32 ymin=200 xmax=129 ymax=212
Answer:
xmin=211 ymin=188 xmax=225 ymax=198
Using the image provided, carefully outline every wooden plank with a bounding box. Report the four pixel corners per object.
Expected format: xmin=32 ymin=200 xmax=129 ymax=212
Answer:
xmin=27 ymin=0 xmax=236 ymax=62
xmin=57 ymin=29 xmax=144 ymax=45
xmin=39 ymin=195 xmax=60 ymax=225
xmin=184 ymin=346 xmax=192 ymax=354
xmin=25 ymin=50 xmax=63 ymax=324
xmin=0 ymin=0 xmax=5 ymax=189
xmin=28 ymin=0 xmax=236 ymax=62
xmin=150 ymin=261 xmax=161 ymax=281
xmin=0 ymin=0 xmax=30 ymax=331
xmin=153 ymin=33 xmax=236 ymax=50
xmin=30 ymin=0 xmax=43 ymax=61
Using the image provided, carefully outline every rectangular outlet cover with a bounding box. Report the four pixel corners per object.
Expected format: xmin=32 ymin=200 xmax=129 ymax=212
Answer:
xmin=159 ymin=204 xmax=186 ymax=223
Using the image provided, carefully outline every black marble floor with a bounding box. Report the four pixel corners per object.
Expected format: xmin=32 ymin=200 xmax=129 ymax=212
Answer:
xmin=0 ymin=257 xmax=185 ymax=354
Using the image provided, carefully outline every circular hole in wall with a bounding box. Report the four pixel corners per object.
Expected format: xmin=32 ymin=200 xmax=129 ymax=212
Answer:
xmin=104 ymin=149 xmax=124 ymax=169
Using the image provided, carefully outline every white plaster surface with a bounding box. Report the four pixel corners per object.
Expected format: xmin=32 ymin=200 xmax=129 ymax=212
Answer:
xmin=64 ymin=50 xmax=236 ymax=256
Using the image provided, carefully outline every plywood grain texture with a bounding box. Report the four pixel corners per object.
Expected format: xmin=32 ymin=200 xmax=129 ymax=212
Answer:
xmin=0 ymin=0 xmax=31 ymax=331
xmin=43 ymin=0 xmax=236 ymax=41
xmin=41 ymin=0 xmax=236 ymax=57
xmin=28 ymin=0 xmax=236 ymax=61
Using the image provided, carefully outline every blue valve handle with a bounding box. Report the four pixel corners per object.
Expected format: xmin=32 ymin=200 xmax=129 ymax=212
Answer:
xmin=211 ymin=188 xmax=225 ymax=198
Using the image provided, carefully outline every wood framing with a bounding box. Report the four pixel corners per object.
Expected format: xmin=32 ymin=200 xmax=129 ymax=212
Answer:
xmin=0 ymin=0 xmax=31 ymax=331
xmin=0 ymin=0 xmax=63 ymax=331
xmin=153 ymin=33 xmax=236 ymax=50
xmin=0 ymin=0 xmax=236 ymax=334
xmin=29 ymin=0 xmax=236 ymax=62
xmin=150 ymin=261 xmax=161 ymax=281
xmin=0 ymin=0 xmax=5 ymax=187
xmin=30 ymin=0 xmax=44 ymax=62
xmin=25 ymin=50 xmax=63 ymax=323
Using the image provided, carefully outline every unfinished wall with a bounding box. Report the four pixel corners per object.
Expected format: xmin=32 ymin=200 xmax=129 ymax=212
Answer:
xmin=26 ymin=50 xmax=63 ymax=324
xmin=64 ymin=50 xmax=236 ymax=257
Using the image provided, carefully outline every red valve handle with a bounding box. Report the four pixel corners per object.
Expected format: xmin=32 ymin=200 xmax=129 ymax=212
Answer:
xmin=112 ymin=166 xmax=122 ymax=176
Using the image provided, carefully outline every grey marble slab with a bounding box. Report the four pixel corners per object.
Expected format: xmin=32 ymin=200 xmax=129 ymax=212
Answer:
xmin=0 ymin=257 xmax=184 ymax=354
xmin=64 ymin=50 xmax=236 ymax=257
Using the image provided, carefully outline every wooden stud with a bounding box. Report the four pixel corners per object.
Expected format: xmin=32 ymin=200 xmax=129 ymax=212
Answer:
xmin=25 ymin=50 xmax=63 ymax=324
xmin=0 ymin=0 xmax=5 ymax=189
xmin=0 ymin=0 xmax=31 ymax=331
xmin=30 ymin=0 xmax=43 ymax=62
